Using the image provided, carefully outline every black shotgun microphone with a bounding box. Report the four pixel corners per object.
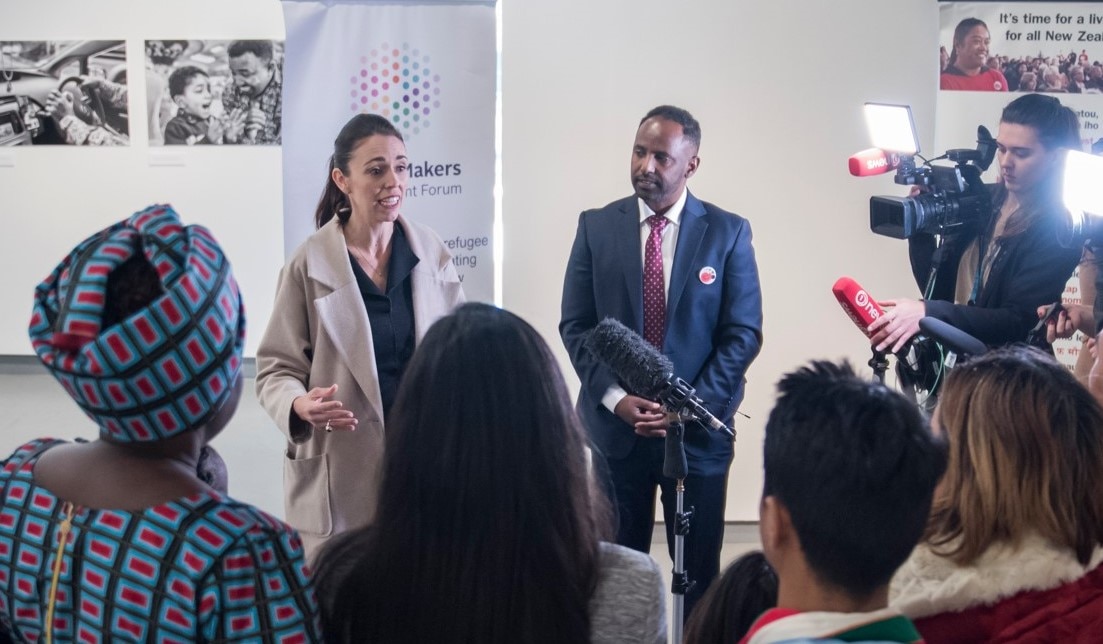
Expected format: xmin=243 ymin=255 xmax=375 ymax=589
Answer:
xmin=585 ymin=318 xmax=735 ymax=439
xmin=918 ymin=317 xmax=987 ymax=357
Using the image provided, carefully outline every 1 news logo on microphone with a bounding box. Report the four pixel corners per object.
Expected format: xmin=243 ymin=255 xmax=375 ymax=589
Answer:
xmin=832 ymin=276 xmax=884 ymax=337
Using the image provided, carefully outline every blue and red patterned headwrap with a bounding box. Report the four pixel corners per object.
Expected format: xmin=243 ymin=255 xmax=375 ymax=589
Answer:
xmin=28 ymin=205 xmax=245 ymax=443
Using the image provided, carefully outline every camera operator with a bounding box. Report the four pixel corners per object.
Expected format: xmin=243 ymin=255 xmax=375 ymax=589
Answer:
xmin=871 ymin=94 xmax=1082 ymax=354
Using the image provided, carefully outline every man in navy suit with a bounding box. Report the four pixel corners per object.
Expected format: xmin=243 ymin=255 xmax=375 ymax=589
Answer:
xmin=560 ymin=105 xmax=763 ymax=617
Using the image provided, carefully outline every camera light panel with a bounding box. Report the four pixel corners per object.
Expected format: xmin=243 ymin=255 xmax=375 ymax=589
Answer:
xmin=1063 ymin=150 xmax=1103 ymax=217
xmin=864 ymin=103 xmax=919 ymax=156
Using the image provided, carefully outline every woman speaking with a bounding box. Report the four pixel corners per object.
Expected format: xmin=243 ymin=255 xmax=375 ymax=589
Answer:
xmin=256 ymin=114 xmax=464 ymax=557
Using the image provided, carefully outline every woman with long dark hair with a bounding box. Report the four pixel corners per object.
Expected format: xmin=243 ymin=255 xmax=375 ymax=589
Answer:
xmin=313 ymin=303 xmax=667 ymax=643
xmin=871 ymin=93 xmax=1082 ymax=352
xmin=256 ymin=114 xmax=464 ymax=558
xmin=683 ymin=551 xmax=777 ymax=644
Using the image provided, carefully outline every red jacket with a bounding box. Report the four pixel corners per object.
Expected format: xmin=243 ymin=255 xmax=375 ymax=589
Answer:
xmin=891 ymin=537 xmax=1103 ymax=643
xmin=915 ymin=563 xmax=1103 ymax=642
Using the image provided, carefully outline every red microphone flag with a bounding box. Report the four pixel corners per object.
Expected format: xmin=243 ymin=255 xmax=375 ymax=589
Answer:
xmin=832 ymin=276 xmax=885 ymax=337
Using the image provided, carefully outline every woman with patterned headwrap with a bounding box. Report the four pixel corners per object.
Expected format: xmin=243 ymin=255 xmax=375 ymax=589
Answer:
xmin=0 ymin=205 xmax=321 ymax=642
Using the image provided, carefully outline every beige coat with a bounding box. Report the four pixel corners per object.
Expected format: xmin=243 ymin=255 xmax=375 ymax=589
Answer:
xmin=255 ymin=216 xmax=464 ymax=558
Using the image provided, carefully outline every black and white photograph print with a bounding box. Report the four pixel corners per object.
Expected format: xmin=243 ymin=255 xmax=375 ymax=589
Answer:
xmin=0 ymin=40 xmax=129 ymax=146
xmin=146 ymin=39 xmax=284 ymax=146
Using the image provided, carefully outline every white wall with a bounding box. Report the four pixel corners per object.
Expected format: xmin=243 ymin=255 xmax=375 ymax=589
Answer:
xmin=0 ymin=0 xmax=289 ymax=518
xmin=1 ymin=0 xmax=941 ymax=522
xmin=501 ymin=0 xmax=941 ymax=521
xmin=0 ymin=0 xmax=285 ymax=357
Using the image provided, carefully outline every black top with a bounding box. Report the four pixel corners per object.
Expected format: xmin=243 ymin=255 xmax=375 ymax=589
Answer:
xmin=908 ymin=187 xmax=1081 ymax=346
xmin=163 ymin=112 xmax=211 ymax=145
xmin=349 ymin=224 xmax=419 ymax=420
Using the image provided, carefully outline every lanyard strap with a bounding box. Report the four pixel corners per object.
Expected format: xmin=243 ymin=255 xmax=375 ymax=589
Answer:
xmin=970 ymin=249 xmax=985 ymax=304
xmin=970 ymin=237 xmax=1001 ymax=304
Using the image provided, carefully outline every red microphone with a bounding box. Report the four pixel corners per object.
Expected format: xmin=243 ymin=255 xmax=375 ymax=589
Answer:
xmin=832 ymin=277 xmax=885 ymax=337
xmin=848 ymin=148 xmax=902 ymax=177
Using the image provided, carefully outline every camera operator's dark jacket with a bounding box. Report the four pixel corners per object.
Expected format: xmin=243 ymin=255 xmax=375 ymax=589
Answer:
xmin=908 ymin=193 xmax=1080 ymax=347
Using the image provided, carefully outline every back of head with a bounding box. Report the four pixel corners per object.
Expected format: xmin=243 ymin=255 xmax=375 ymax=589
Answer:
xmin=384 ymin=302 xmax=598 ymax=530
xmin=29 ymin=204 xmax=245 ymax=443
xmin=763 ymin=361 xmax=946 ymax=599
xmin=683 ymin=550 xmax=778 ymax=644
xmin=929 ymin=346 xmax=1103 ymax=566
xmin=314 ymin=113 xmax=405 ymax=228
xmin=315 ymin=302 xmax=608 ymax=643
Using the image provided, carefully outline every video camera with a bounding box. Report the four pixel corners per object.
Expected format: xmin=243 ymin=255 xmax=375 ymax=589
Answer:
xmin=850 ymin=103 xmax=997 ymax=240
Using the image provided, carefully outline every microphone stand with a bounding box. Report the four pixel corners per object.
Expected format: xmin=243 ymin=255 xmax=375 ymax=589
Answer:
xmin=664 ymin=417 xmax=694 ymax=644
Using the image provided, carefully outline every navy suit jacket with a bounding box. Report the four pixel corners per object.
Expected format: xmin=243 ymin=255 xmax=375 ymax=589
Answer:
xmin=560 ymin=192 xmax=763 ymax=469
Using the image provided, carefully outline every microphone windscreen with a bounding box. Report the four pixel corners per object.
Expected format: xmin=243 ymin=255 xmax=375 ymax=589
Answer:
xmin=918 ymin=317 xmax=987 ymax=357
xmin=585 ymin=318 xmax=673 ymax=397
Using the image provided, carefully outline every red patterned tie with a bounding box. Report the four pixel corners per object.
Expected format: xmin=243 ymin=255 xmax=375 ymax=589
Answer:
xmin=643 ymin=214 xmax=668 ymax=349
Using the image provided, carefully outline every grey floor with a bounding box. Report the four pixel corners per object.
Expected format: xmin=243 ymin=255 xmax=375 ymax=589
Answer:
xmin=0 ymin=361 xmax=760 ymax=634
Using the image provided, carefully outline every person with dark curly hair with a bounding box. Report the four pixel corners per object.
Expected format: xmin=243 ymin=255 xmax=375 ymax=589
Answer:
xmin=221 ymin=40 xmax=281 ymax=144
xmin=742 ymin=360 xmax=945 ymax=644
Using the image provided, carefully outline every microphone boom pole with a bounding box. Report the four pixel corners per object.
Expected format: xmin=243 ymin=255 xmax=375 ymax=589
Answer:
xmin=664 ymin=417 xmax=694 ymax=644
xmin=586 ymin=317 xmax=729 ymax=638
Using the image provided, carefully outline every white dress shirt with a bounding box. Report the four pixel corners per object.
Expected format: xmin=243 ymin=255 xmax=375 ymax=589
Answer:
xmin=601 ymin=188 xmax=688 ymax=414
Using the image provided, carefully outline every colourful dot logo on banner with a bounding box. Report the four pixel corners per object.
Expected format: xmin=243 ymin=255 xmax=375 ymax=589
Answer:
xmin=349 ymin=42 xmax=442 ymax=136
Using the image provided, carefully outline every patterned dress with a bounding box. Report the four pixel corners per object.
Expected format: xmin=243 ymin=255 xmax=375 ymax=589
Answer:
xmin=0 ymin=439 xmax=321 ymax=642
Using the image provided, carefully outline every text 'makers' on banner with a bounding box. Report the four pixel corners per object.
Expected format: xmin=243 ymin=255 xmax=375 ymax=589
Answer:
xmin=281 ymin=0 xmax=497 ymax=302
